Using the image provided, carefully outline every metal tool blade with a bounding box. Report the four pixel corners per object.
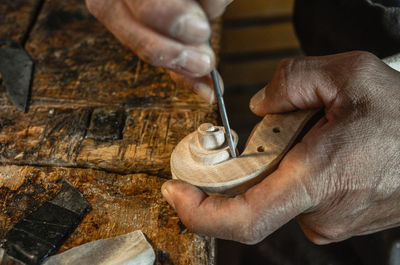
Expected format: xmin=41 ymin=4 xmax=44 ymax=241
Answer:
xmin=0 ymin=39 xmax=33 ymax=112
xmin=210 ymin=68 xmax=237 ymax=158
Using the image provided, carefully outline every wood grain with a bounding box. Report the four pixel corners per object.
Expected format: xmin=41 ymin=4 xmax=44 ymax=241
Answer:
xmin=171 ymin=110 xmax=316 ymax=196
xmin=0 ymin=165 xmax=215 ymax=265
xmin=0 ymin=106 xmax=217 ymax=175
xmin=0 ymin=0 xmax=42 ymax=43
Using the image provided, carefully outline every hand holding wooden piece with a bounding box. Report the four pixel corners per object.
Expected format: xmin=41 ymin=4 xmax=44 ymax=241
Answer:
xmin=171 ymin=110 xmax=316 ymax=196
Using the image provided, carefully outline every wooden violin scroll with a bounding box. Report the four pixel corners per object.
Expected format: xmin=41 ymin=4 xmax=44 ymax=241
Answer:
xmin=170 ymin=110 xmax=317 ymax=196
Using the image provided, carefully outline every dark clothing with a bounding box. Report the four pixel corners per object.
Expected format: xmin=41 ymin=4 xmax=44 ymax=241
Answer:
xmin=219 ymin=220 xmax=400 ymax=265
xmin=293 ymin=0 xmax=400 ymax=58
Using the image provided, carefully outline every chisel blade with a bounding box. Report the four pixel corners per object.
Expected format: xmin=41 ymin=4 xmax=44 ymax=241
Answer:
xmin=210 ymin=68 xmax=237 ymax=158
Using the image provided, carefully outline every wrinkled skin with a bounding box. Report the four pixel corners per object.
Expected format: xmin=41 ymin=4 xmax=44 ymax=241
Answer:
xmin=162 ymin=51 xmax=400 ymax=245
xmin=85 ymin=0 xmax=232 ymax=103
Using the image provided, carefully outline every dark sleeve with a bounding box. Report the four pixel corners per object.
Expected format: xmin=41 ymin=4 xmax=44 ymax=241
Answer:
xmin=293 ymin=0 xmax=400 ymax=58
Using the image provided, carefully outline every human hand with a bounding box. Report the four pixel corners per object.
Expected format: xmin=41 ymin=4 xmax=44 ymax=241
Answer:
xmin=85 ymin=0 xmax=231 ymax=103
xmin=161 ymin=51 xmax=400 ymax=244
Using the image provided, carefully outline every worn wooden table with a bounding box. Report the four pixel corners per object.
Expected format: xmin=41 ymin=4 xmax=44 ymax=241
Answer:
xmin=0 ymin=0 xmax=219 ymax=264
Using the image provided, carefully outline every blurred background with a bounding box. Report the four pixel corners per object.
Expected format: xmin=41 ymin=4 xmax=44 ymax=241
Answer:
xmin=219 ymin=0 xmax=301 ymax=152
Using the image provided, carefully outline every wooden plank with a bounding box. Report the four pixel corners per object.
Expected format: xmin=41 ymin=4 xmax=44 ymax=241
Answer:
xmin=0 ymin=106 xmax=217 ymax=175
xmin=224 ymin=0 xmax=294 ymax=21
xmin=0 ymin=165 xmax=215 ymax=265
xmin=0 ymin=0 xmax=42 ymax=43
xmin=221 ymin=22 xmax=300 ymax=56
xmin=0 ymin=106 xmax=91 ymax=166
xmin=77 ymin=107 xmax=217 ymax=174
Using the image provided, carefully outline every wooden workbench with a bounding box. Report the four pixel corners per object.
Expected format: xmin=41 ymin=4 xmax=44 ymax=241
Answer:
xmin=0 ymin=0 xmax=218 ymax=264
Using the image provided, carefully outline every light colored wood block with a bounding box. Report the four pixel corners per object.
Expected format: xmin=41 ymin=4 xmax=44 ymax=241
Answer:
xmin=171 ymin=110 xmax=316 ymax=196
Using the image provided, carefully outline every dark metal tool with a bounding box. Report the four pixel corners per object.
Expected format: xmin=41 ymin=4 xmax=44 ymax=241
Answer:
xmin=0 ymin=180 xmax=91 ymax=265
xmin=0 ymin=39 xmax=34 ymax=112
xmin=208 ymin=39 xmax=236 ymax=158
xmin=210 ymin=67 xmax=237 ymax=158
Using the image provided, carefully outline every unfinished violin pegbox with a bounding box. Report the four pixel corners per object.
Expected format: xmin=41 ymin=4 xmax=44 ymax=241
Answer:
xmin=171 ymin=110 xmax=317 ymax=196
xmin=189 ymin=123 xmax=238 ymax=165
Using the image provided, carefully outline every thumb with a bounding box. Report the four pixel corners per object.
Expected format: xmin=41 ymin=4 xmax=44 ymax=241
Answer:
xmin=161 ymin=144 xmax=313 ymax=244
xmin=249 ymin=56 xmax=339 ymax=116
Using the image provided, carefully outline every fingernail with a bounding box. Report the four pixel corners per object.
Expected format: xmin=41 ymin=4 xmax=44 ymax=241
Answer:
xmin=171 ymin=50 xmax=212 ymax=77
xmin=250 ymin=87 xmax=266 ymax=111
xmin=170 ymin=13 xmax=210 ymax=43
xmin=161 ymin=182 xmax=176 ymax=209
xmin=193 ymin=82 xmax=215 ymax=104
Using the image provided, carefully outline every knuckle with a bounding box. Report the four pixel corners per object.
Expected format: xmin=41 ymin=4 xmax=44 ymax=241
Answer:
xmin=299 ymin=216 xmax=349 ymax=244
xmin=234 ymin=207 xmax=264 ymax=245
xmin=347 ymin=51 xmax=379 ymax=77
xmin=85 ymin=0 xmax=102 ymax=17
xmin=312 ymin=224 xmax=347 ymax=243
xmin=225 ymin=195 xmax=264 ymax=245
xmin=237 ymin=233 xmax=263 ymax=245
xmin=143 ymin=48 xmax=164 ymax=66
xmin=235 ymin=223 xmax=263 ymax=245
xmin=179 ymin=213 xmax=196 ymax=232
xmin=137 ymin=46 xmax=154 ymax=64
xmin=276 ymin=57 xmax=297 ymax=85
xmin=341 ymin=51 xmax=383 ymax=108
xmin=275 ymin=57 xmax=299 ymax=100
xmin=277 ymin=57 xmax=295 ymax=72
xmin=131 ymin=39 xmax=164 ymax=67
xmin=305 ymin=233 xmax=333 ymax=245
xmin=351 ymin=50 xmax=377 ymax=63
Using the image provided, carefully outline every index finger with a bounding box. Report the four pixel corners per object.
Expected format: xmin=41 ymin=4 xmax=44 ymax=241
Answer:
xmin=123 ymin=0 xmax=211 ymax=45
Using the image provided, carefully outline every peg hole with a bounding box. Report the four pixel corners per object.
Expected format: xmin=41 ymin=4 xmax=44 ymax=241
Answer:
xmin=273 ymin=127 xmax=280 ymax=133
xmin=257 ymin=146 xmax=265 ymax=153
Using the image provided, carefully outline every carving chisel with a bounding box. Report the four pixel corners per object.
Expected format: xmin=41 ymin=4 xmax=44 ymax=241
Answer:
xmin=210 ymin=65 xmax=237 ymax=158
